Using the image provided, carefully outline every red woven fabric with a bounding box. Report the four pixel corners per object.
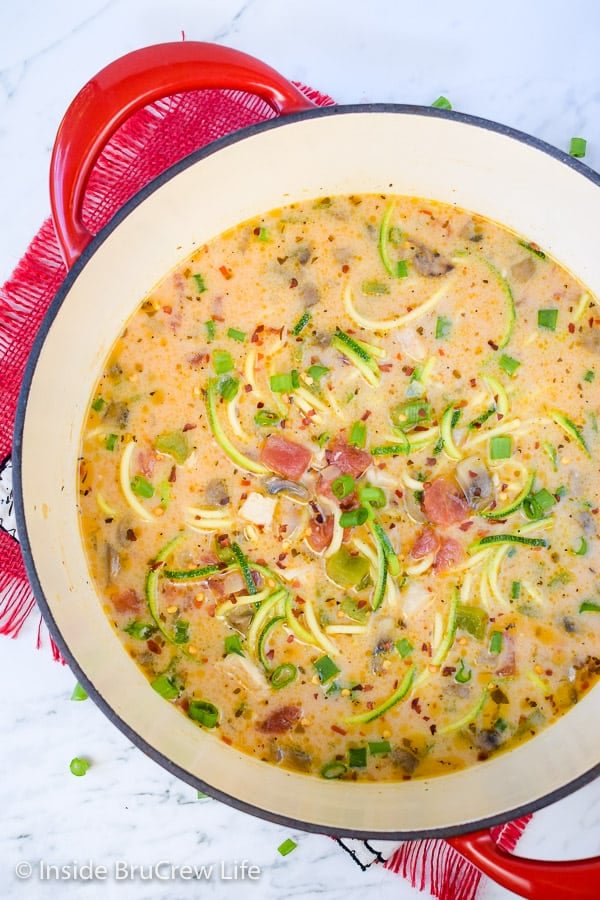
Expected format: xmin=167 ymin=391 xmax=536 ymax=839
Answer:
xmin=0 ymin=78 xmax=530 ymax=899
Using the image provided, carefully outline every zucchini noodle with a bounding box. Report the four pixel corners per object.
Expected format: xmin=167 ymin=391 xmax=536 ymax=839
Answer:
xmin=119 ymin=440 xmax=154 ymax=522
xmin=343 ymin=279 xmax=453 ymax=333
xmin=227 ymin=390 xmax=252 ymax=440
xmin=303 ymin=595 xmax=339 ymax=656
xmin=325 ymin=624 xmax=368 ymax=635
xmin=295 ymin=384 xmax=330 ymax=413
xmin=463 ymin=417 xmax=521 ymax=451
xmin=571 ymin=291 xmax=593 ymax=324
xmin=405 ymin=552 xmax=435 ymax=576
xmin=483 ymin=374 xmax=510 ymax=416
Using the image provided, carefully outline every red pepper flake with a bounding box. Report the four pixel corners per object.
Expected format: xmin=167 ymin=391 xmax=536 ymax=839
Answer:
xmin=219 ymin=265 xmax=233 ymax=280
xmin=331 ymin=724 xmax=347 ymax=736
xmin=442 ymin=666 xmax=456 ymax=676
xmin=289 ymin=278 xmax=298 ymax=288
xmin=429 ymin=724 xmax=437 ymax=735
xmin=182 ymin=423 xmax=197 ymax=431
xmin=425 ymin=457 xmax=437 ymax=467
xmin=276 ymin=561 xmax=287 ymax=570
xmin=362 ymin=684 xmax=374 ymax=692
xmin=488 ymin=340 xmax=499 ymax=351
xmin=342 ymin=264 xmax=350 ymax=273
xmin=459 ymin=521 xmax=474 ymax=531
xmin=162 ymin=305 xmax=172 ymax=314
xmin=379 ymin=362 xmax=393 ymax=372
xmin=568 ymin=322 xmax=576 ymax=334
xmin=147 ymin=639 xmax=162 ymax=654
xmin=207 ymin=603 xmax=216 ymax=618
xmin=394 ymin=489 xmax=404 ymax=499
xmin=286 ymin=634 xmax=295 ymax=644
xmin=411 ymin=697 xmax=422 ymax=713
xmin=402 ymin=365 xmax=415 ymax=376
xmin=221 ymin=736 xmax=233 ymax=745
xmin=470 ymin=378 xmax=477 ymax=388
xmin=126 ymin=528 xmax=137 ymax=542
xmin=244 ymin=383 xmax=253 ymax=393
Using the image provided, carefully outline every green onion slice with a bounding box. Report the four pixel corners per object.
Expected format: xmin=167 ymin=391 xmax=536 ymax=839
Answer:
xmin=271 ymin=663 xmax=298 ymax=689
xmin=188 ymin=700 xmax=219 ymax=728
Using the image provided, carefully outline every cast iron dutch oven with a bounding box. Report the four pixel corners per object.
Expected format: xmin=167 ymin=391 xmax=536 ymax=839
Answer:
xmin=13 ymin=42 xmax=600 ymax=898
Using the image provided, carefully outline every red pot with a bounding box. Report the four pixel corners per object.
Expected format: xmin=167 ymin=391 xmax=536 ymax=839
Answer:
xmin=13 ymin=41 xmax=600 ymax=899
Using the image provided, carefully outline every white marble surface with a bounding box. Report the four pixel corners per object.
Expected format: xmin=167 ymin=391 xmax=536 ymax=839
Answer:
xmin=1 ymin=2 xmax=600 ymax=898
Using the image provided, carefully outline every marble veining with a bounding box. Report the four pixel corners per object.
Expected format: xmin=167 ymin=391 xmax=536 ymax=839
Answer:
xmin=1 ymin=2 xmax=600 ymax=898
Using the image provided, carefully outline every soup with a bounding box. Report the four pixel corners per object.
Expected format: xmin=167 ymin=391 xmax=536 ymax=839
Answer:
xmin=78 ymin=194 xmax=599 ymax=781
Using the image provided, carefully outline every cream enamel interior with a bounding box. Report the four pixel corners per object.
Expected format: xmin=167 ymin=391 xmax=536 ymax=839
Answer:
xmin=18 ymin=109 xmax=600 ymax=835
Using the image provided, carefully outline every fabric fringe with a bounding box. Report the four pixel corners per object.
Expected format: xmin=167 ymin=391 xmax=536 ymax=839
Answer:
xmin=383 ymin=816 xmax=531 ymax=900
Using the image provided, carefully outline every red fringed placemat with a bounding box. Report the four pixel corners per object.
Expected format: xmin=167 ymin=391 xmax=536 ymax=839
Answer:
xmin=0 ymin=76 xmax=530 ymax=900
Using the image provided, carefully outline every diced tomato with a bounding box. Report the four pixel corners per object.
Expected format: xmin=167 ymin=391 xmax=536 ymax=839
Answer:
xmin=256 ymin=705 xmax=302 ymax=734
xmin=410 ymin=526 xmax=440 ymax=559
xmin=325 ymin=436 xmax=371 ymax=478
xmin=306 ymin=514 xmax=334 ymax=552
xmin=422 ymin=477 xmax=469 ymax=526
xmin=259 ymin=434 xmax=312 ymax=481
xmin=433 ymin=537 xmax=464 ymax=573
xmin=112 ymin=588 xmax=142 ymax=613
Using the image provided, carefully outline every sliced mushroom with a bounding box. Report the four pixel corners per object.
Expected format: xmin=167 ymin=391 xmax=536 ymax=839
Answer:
xmin=301 ymin=282 xmax=321 ymax=308
xmin=204 ymin=478 xmax=230 ymax=507
xmin=455 ymin=456 xmax=494 ymax=511
xmin=225 ymin=605 xmax=254 ymax=636
xmin=263 ymin=477 xmax=310 ymax=503
xmin=510 ymin=256 xmax=536 ymax=283
xmin=104 ymin=542 xmax=121 ymax=585
xmin=410 ymin=241 xmax=454 ymax=277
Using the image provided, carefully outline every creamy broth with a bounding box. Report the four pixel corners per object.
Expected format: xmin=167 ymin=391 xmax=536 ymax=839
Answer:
xmin=79 ymin=194 xmax=600 ymax=781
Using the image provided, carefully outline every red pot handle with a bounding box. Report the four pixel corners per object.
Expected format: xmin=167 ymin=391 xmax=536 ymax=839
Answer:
xmin=50 ymin=41 xmax=315 ymax=268
xmin=448 ymin=829 xmax=600 ymax=899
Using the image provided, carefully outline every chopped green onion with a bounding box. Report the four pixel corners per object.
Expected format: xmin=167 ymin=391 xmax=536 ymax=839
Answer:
xmin=580 ymin=600 xmax=600 ymax=614
xmin=188 ymin=700 xmax=219 ymax=728
xmin=349 ymin=420 xmax=367 ymax=449
xmin=358 ymin=484 xmax=386 ymax=508
xmin=270 ymin=371 xmax=299 ymax=393
xmin=205 ymin=319 xmax=216 ymax=342
xmin=432 ymin=95 xmax=452 ymax=109
xmin=124 ymin=620 xmax=157 ymax=640
xmin=174 ymin=620 xmax=190 ymax=644
xmin=69 ymin=757 xmax=90 ymax=777
xmin=313 ymin=655 xmax=341 ymax=683
xmin=227 ymin=327 xmax=246 ymax=343
xmin=517 ymin=240 xmax=546 ymax=260
xmin=332 ymin=474 xmax=355 ymax=499
xmin=435 ymin=315 xmax=452 ymax=339
xmin=224 ymin=634 xmax=245 ymax=657
xmin=277 ymin=838 xmax=298 ymax=857
xmin=489 ymin=630 xmax=503 ymax=654
xmin=255 ymin=226 xmax=269 ymax=241
xmin=271 ymin=663 xmax=298 ymax=689
xmin=574 ymin=537 xmax=588 ymax=556
xmin=498 ymin=354 xmax=521 ymax=376
xmin=584 ymin=369 xmax=596 ymax=383
xmin=70 ymin=683 xmax=88 ymax=701
xmin=368 ymin=740 xmax=392 ymax=755
xmin=192 ymin=273 xmax=207 ymax=293
xmin=396 ymin=260 xmax=409 ymax=278
xmin=537 ymin=308 xmax=558 ymax=331
xmin=396 ymin=637 xmax=414 ymax=658
xmin=307 ymin=364 xmax=329 ymax=383
xmin=321 ymin=760 xmax=347 ymax=779
xmin=154 ymin=430 xmax=191 ymax=464
xmin=523 ymin=487 xmax=556 ymax=520
xmin=490 ymin=435 xmax=512 ymax=460
xmin=292 ymin=311 xmax=312 ymax=336
xmin=455 ymin=659 xmax=472 ymax=683
xmin=105 ymin=433 xmax=118 ymax=451
xmin=212 ymin=349 xmax=234 ymax=374
xmin=130 ymin=475 xmax=154 ymax=498
xmin=569 ymin=137 xmax=587 ymax=158
xmin=217 ymin=375 xmax=240 ymax=401
xmin=91 ymin=396 xmax=106 ymax=412
xmin=362 ymin=280 xmax=390 ymax=295
xmin=151 ymin=674 xmax=180 ymax=700
xmin=254 ymin=409 xmax=283 ymax=427
xmin=511 ymin=581 xmax=522 ymax=599
xmin=348 ymin=747 xmax=368 ymax=768
xmin=317 ymin=432 xmax=330 ymax=448
xmin=339 ymin=507 xmax=369 ymax=528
